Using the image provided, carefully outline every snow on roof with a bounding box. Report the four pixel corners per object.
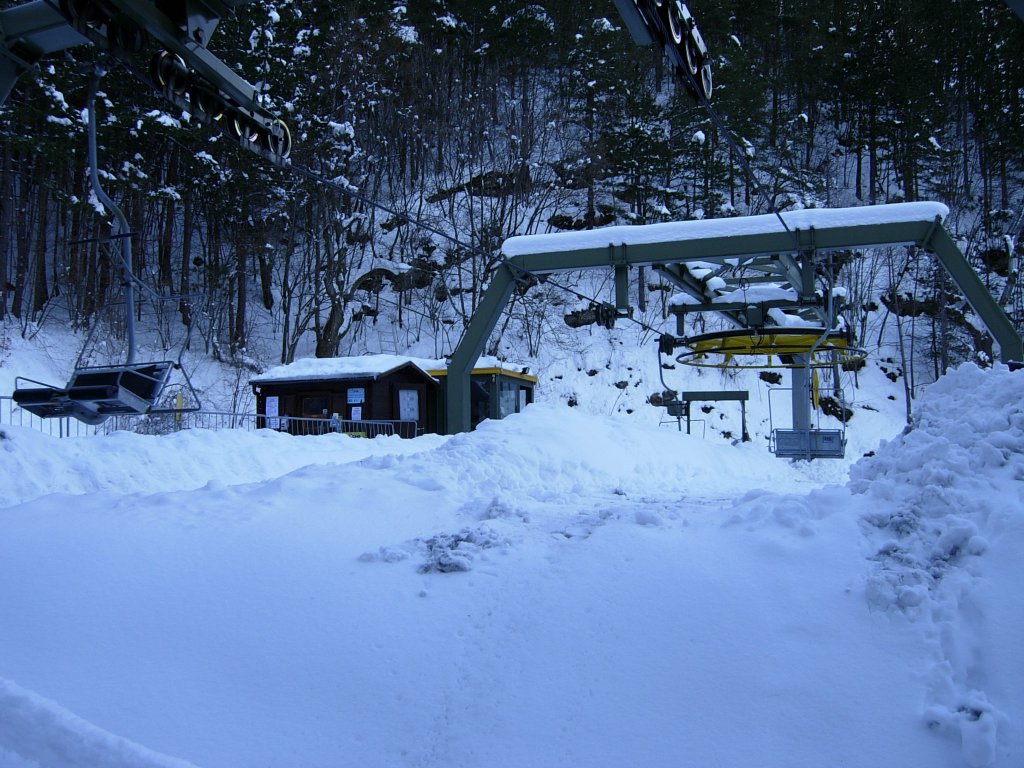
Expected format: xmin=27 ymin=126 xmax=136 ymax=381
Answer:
xmin=668 ymin=284 xmax=798 ymax=307
xmin=252 ymin=355 xmax=438 ymax=384
xmin=502 ymin=202 xmax=949 ymax=257
xmin=713 ymin=285 xmax=799 ymax=305
xmin=252 ymin=354 xmax=533 ymax=384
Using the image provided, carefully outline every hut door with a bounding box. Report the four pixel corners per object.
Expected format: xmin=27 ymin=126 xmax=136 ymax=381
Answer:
xmin=398 ymin=389 xmax=420 ymax=421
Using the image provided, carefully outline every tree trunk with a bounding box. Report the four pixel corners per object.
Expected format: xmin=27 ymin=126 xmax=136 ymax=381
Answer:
xmin=257 ymin=249 xmax=274 ymax=310
xmin=315 ymin=301 xmax=346 ymax=358
xmin=31 ymin=176 xmax=49 ymax=315
xmin=158 ymin=146 xmax=179 ymax=291
xmin=179 ymin=187 xmax=193 ymax=328
xmin=11 ymin=162 xmax=34 ymax=321
xmin=233 ymin=237 xmax=247 ymax=353
xmin=0 ymin=150 xmax=11 ymax=320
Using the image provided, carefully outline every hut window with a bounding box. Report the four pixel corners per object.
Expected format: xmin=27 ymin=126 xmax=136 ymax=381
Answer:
xmin=302 ymin=396 xmax=330 ymax=417
xmin=498 ymin=380 xmax=518 ymax=417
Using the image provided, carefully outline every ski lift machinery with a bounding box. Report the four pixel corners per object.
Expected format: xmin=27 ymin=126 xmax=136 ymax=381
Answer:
xmin=438 ymin=0 xmax=1023 ymax=456
xmin=444 ymin=204 xmax=1023 ymax=453
xmin=12 ymin=68 xmax=201 ymax=426
xmin=1 ymin=0 xmax=294 ymax=426
xmin=2 ymin=0 xmax=1022 ymax=438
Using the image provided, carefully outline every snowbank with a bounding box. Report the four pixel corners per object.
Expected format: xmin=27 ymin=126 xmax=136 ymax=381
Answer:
xmin=0 ymin=363 xmax=1019 ymax=768
xmin=0 ymin=678 xmax=198 ymax=768
xmin=0 ymin=424 xmax=445 ymax=509
xmin=850 ymin=363 xmax=1024 ymax=767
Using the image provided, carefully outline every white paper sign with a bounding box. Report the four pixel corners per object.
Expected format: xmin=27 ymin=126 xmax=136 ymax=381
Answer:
xmin=265 ymin=396 xmax=280 ymax=429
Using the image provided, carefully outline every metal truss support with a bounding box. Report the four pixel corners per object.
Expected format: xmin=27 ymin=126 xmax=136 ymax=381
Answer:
xmin=446 ymin=264 xmax=520 ymax=436
xmin=444 ymin=205 xmax=1023 ymax=434
xmin=924 ymin=227 xmax=1024 ymax=364
xmin=0 ymin=1 xmax=86 ymax=104
xmin=790 ymin=355 xmax=812 ymax=433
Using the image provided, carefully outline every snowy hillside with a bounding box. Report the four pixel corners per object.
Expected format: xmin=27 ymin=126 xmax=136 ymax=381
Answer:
xmin=0 ymin=358 xmax=1021 ymax=768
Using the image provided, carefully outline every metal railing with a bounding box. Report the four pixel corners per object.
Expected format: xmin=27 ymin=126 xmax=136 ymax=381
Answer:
xmin=0 ymin=397 xmax=418 ymax=439
xmin=1 ymin=395 xmax=96 ymax=437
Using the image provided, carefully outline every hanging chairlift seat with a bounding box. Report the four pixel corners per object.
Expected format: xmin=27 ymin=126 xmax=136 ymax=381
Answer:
xmin=770 ymin=428 xmax=846 ymax=460
xmin=13 ymin=361 xmax=174 ymax=426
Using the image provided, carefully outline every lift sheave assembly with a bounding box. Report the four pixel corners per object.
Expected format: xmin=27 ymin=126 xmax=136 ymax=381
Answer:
xmin=444 ymin=204 xmax=1023 ymax=459
xmin=0 ymin=0 xmax=291 ymax=164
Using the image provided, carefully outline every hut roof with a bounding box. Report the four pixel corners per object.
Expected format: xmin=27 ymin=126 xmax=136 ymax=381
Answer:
xmin=251 ymin=354 xmax=536 ymax=385
xmin=251 ymin=355 xmax=438 ymax=385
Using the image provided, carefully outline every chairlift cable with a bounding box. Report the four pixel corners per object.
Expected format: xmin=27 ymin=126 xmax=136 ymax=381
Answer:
xmin=288 ymin=163 xmax=665 ymax=334
xmin=44 ymin=7 xmax=739 ymax=346
xmin=683 ymin=79 xmax=801 ymax=254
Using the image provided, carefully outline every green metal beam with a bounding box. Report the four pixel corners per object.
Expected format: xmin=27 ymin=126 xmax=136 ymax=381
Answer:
xmin=925 ymin=227 xmax=1024 ymax=365
xmin=0 ymin=1 xmax=87 ymax=103
xmin=506 ymin=218 xmax=941 ymax=275
xmin=654 ymin=263 xmax=746 ymax=329
xmin=445 ymin=263 xmax=519 ymax=434
xmin=670 ymin=297 xmax=821 ymax=316
xmin=445 ymin=205 xmax=1022 ymax=433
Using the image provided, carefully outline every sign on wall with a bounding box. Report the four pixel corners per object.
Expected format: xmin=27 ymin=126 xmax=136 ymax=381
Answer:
xmin=266 ymin=395 xmax=280 ymax=429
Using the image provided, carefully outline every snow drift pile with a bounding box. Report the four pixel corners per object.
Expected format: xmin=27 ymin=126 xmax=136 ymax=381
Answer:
xmin=0 ymin=363 xmax=1020 ymax=768
xmin=851 ymin=363 xmax=1024 ymax=767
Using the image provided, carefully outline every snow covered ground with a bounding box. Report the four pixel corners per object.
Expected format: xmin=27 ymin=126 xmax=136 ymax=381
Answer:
xmin=0 ymin=329 xmax=1022 ymax=768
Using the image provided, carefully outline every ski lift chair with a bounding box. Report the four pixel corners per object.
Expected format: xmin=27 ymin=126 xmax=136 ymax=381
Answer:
xmin=11 ymin=70 xmax=199 ymax=428
xmin=13 ymin=361 xmax=174 ymax=426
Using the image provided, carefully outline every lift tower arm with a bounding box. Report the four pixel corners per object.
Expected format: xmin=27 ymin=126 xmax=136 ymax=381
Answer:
xmin=0 ymin=1 xmax=86 ymax=105
xmin=612 ymin=0 xmax=713 ymax=102
xmin=0 ymin=0 xmax=290 ymax=162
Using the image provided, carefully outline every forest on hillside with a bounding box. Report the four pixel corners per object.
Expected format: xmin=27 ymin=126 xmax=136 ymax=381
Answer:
xmin=1 ymin=0 xmax=1022 ymax=376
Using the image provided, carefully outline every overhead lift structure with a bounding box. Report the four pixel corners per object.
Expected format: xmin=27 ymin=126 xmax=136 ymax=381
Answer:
xmin=444 ymin=202 xmax=1024 ymax=449
xmin=0 ymin=0 xmax=291 ymax=161
xmin=12 ymin=66 xmax=200 ymax=426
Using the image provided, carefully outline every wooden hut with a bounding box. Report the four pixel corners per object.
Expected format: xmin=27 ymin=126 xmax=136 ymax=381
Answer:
xmin=250 ymin=355 xmax=538 ymax=437
xmin=250 ymin=356 xmax=438 ymax=437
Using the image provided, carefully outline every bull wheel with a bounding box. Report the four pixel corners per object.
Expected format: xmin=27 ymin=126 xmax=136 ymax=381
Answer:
xmin=684 ymin=34 xmax=700 ymax=74
xmin=230 ymin=112 xmax=260 ymax=144
xmin=699 ymin=63 xmax=713 ymax=101
xmin=189 ymin=86 xmax=224 ymax=121
xmin=665 ymin=1 xmax=684 ymax=45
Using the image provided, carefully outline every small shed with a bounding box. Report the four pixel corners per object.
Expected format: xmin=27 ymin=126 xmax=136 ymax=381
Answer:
xmin=250 ymin=355 xmax=438 ymax=437
xmin=249 ymin=355 xmax=538 ymax=437
xmin=426 ymin=365 xmax=537 ymax=433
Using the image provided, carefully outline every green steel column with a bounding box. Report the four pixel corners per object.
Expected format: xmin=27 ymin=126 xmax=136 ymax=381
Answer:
xmin=445 ymin=262 xmax=519 ymax=434
xmin=926 ymin=226 xmax=1024 ymax=365
xmin=614 ymin=264 xmax=630 ymax=313
xmin=791 ymin=354 xmax=812 ymax=432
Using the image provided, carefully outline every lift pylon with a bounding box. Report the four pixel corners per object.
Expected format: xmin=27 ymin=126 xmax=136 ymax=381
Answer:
xmin=445 ymin=203 xmax=1023 ymax=441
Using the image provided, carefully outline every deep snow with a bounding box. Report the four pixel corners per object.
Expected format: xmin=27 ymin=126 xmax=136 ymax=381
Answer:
xmin=0 ymin=351 xmax=1021 ymax=767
